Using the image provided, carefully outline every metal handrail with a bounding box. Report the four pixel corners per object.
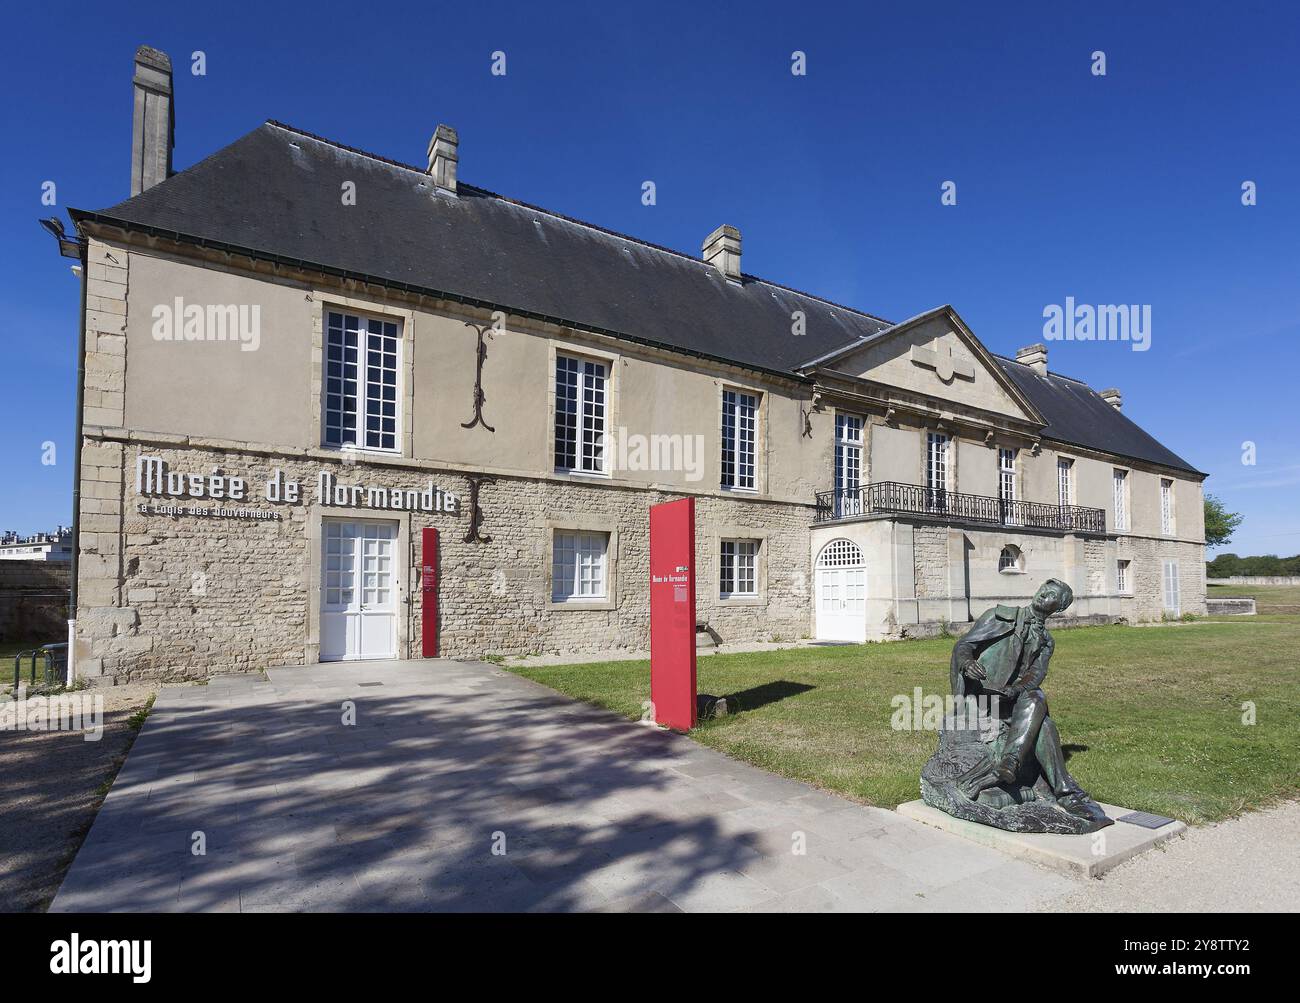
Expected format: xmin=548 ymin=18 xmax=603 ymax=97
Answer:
xmin=10 ymin=643 xmax=68 ymax=689
xmin=815 ymin=481 xmax=1107 ymax=534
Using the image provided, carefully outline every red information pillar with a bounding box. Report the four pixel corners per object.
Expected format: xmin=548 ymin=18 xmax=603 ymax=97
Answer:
xmin=649 ymin=497 xmax=697 ymax=731
xmin=421 ymin=527 xmax=438 ymax=657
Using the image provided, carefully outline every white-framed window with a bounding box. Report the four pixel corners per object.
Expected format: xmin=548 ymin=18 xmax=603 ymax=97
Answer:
xmin=551 ymin=530 xmax=608 ymax=601
xmin=324 ymin=310 xmax=400 ymax=451
xmin=719 ymin=538 xmax=758 ymax=598
xmin=322 ymin=521 xmax=357 ymax=608
xmin=1113 ymin=469 xmax=1129 ymax=532
xmin=554 ymin=355 xmax=608 ymax=474
xmin=721 ymin=390 xmax=758 ymax=491
xmin=1117 ymin=559 xmax=1131 ymax=594
xmin=998 ymin=447 xmax=1018 ymax=524
xmin=1160 ymin=478 xmax=1175 ymax=535
xmin=926 ymin=432 xmax=949 ymax=509
xmin=835 ymin=414 xmax=863 ymax=516
xmin=1162 ymin=559 xmax=1181 ymax=614
xmin=998 ymin=544 xmax=1023 ymax=574
xmin=1057 ymin=458 xmax=1074 ymax=507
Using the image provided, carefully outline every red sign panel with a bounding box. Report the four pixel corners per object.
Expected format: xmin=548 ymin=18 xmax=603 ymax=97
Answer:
xmin=649 ymin=497 xmax=697 ymax=731
xmin=421 ymin=527 xmax=438 ymax=657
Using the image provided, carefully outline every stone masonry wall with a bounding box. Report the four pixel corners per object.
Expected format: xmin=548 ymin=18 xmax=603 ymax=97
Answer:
xmin=1118 ymin=535 xmax=1207 ymax=620
xmin=1083 ymin=537 xmax=1107 ymax=598
xmin=0 ymin=561 xmax=70 ymax=643
xmin=76 ymin=440 xmax=815 ymax=682
xmin=912 ymin=525 xmax=948 ymax=598
xmin=74 ymin=239 xmax=134 ymax=679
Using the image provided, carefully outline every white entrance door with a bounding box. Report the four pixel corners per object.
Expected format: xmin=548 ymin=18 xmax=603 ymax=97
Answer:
xmin=815 ymin=539 xmax=866 ymax=642
xmin=321 ymin=519 xmax=398 ymax=661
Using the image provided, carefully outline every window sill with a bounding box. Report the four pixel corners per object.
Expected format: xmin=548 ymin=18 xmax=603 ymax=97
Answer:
xmin=718 ymin=594 xmax=764 ymax=606
xmin=998 ymin=569 xmax=1026 ymax=575
xmin=556 ymin=468 xmax=612 ymax=480
xmin=549 ymin=597 xmax=616 ymax=611
xmin=720 ymin=486 xmax=760 ymax=496
xmin=324 ymin=444 xmax=404 ymax=458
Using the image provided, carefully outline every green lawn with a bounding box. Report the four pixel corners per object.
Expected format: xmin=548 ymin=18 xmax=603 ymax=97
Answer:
xmin=1207 ymin=581 xmax=1300 ymax=609
xmin=509 ymin=618 xmax=1300 ymax=825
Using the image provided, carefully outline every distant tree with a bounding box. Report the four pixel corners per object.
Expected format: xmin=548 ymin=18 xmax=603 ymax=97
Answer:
xmin=1207 ymin=551 xmax=1300 ymax=578
xmin=1253 ymin=554 xmax=1285 ymax=575
xmin=1204 ymin=494 xmax=1244 ymax=549
xmin=1206 ymin=553 xmax=1242 ymax=577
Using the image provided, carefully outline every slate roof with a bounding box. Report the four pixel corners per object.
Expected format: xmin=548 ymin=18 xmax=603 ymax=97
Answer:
xmin=71 ymin=121 xmax=891 ymax=380
xmin=69 ymin=120 xmax=1202 ymax=477
xmin=995 ymin=357 xmax=1202 ymax=475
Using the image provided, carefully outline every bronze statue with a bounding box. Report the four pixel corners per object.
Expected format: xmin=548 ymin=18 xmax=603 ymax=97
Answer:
xmin=920 ymin=579 xmax=1114 ymax=834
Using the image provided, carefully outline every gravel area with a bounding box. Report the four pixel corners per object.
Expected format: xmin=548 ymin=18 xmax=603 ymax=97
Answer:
xmin=1040 ymin=800 xmax=1300 ymax=912
xmin=0 ymin=683 xmax=157 ymax=912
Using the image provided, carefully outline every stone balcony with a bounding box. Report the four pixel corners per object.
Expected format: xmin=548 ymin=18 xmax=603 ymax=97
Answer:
xmin=813 ymin=480 xmax=1108 ymax=535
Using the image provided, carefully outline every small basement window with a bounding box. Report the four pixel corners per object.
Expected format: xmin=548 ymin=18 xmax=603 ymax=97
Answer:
xmin=998 ymin=545 xmax=1023 ymax=574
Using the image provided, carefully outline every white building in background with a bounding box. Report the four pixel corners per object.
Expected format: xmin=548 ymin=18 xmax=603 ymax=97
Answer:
xmin=0 ymin=527 xmax=73 ymax=562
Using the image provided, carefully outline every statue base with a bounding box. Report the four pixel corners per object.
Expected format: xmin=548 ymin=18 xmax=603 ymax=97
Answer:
xmin=897 ymin=799 xmax=1186 ymax=878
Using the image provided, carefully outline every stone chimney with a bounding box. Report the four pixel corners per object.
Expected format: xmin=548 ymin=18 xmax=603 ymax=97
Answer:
xmin=130 ymin=45 xmax=174 ymax=197
xmin=1099 ymin=387 xmax=1122 ymax=411
xmin=703 ymin=225 xmax=742 ymax=282
xmin=1015 ymin=343 xmax=1048 ymax=376
xmin=427 ymin=124 xmax=458 ymax=194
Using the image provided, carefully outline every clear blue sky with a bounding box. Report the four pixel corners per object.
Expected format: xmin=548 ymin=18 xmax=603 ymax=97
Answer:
xmin=2 ymin=0 xmax=1296 ymax=555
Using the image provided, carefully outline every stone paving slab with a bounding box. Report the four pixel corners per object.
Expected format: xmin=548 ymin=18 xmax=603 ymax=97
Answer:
xmin=897 ymin=800 xmax=1188 ymax=877
xmin=54 ymin=658 xmax=1083 ymax=913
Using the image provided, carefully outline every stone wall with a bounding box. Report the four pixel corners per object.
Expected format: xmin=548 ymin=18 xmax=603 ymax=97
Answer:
xmin=75 ymin=440 xmax=816 ymax=682
xmin=0 ymin=561 xmax=70 ymax=644
xmin=912 ymin=525 xmax=949 ymax=598
xmin=1207 ymin=576 xmax=1300 ymax=586
xmin=1206 ymin=597 xmax=1255 ymax=615
xmin=1116 ymin=535 xmax=1207 ymax=619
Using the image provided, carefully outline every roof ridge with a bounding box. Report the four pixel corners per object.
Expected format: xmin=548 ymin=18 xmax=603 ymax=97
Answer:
xmin=262 ymin=119 xmax=894 ymax=329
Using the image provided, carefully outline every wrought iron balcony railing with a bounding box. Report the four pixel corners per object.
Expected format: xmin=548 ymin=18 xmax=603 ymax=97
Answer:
xmin=814 ymin=481 xmax=1107 ymax=534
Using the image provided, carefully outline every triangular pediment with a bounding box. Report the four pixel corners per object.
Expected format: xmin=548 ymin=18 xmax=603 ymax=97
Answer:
xmin=798 ymin=305 xmax=1043 ymax=424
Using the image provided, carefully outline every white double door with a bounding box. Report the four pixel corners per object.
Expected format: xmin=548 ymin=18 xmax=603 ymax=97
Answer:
xmin=816 ymin=566 xmax=866 ymax=642
xmin=321 ymin=519 xmax=398 ymax=661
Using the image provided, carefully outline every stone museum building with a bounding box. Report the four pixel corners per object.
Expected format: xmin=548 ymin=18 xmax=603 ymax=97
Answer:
xmin=63 ymin=47 xmax=1207 ymax=682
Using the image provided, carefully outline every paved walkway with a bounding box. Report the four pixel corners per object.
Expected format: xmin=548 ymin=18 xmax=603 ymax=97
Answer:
xmin=1039 ymin=799 xmax=1300 ymax=912
xmin=53 ymin=659 xmax=1092 ymax=912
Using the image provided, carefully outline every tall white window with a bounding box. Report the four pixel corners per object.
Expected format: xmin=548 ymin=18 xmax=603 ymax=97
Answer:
xmin=720 ymin=539 xmax=758 ymax=598
xmin=998 ymin=448 xmax=1017 ymax=523
xmin=1160 ymin=478 xmax=1175 ymax=535
xmin=555 ymin=355 xmax=607 ymax=474
xmin=552 ymin=531 xmax=608 ymax=601
xmin=324 ymin=311 xmax=400 ymax=451
xmin=1162 ymin=560 xmax=1181 ymax=614
xmin=1117 ymin=559 xmax=1131 ymax=594
xmin=1113 ymin=469 xmax=1129 ymax=532
xmin=721 ymin=390 xmax=758 ymax=490
xmin=835 ymin=414 xmax=863 ymax=516
xmin=926 ymin=433 xmax=949 ymax=509
xmin=1057 ymin=458 xmax=1074 ymax=507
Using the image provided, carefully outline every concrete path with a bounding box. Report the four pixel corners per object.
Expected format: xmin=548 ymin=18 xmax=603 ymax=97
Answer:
xmin=54 ymin=659 xmax=1087 ymax=912
xmin=1039 ymin=799 xmax=1300 ymax=912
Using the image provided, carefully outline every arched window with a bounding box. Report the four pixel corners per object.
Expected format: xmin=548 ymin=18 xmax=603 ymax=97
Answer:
xmin=818 ymin=538 xmax=864 ymax=568
xmin=998 ymin=545 xmax=1023 ymax=573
